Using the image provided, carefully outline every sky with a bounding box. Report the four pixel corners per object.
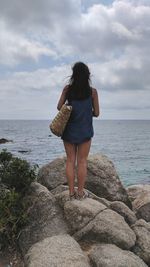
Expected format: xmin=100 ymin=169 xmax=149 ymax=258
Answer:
xmin=0 ymin=0 xmax=150 ymax=120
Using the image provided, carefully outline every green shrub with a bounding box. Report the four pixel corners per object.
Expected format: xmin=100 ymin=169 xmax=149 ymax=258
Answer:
xmin=0 ymin=189 xmax=29 ymax=248
xmin=0 ymin=149 xmax=37 ymax=194
xmin=0 ymin=149 xmax=37 ymax=249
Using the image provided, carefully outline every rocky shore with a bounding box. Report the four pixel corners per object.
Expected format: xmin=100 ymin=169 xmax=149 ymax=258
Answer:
xmin=1 ymin=154 xmax=150 ymax=266
xmin=0 ymin=138 xmax=13 ymax=144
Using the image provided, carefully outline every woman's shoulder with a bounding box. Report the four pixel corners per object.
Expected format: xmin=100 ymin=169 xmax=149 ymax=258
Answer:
xmin=62 ymin=84 xmax=70 ymax=93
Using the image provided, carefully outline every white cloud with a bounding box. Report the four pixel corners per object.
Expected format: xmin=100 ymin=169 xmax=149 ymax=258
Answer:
xmin=0 ymin=62 xmax=150 ymax=120
xmin=0 ymin=0 xmax=150 ymax=119
xmin=0 ymin=0 xmax=81 ymax=29
xmin=0 ymin=65 xmax=71 ymax=119
xmin=0 ymin=21 xmax=57 ymax=66
xmin=0 ymin=0 xmax=150 ymax=62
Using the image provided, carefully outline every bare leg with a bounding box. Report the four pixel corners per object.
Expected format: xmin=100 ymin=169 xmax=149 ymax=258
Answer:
xmin=63 ymin=141 xmax=77 ymax=195
xmin=77 ymin=139 xmax=91 ymax=196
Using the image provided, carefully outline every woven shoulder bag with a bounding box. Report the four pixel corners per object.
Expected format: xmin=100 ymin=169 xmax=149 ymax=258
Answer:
xmin=49 ymin=104 xmax=72 ymax=137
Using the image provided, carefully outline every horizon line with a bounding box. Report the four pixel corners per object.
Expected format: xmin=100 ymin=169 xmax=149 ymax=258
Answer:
xmin=0 ymin=119 xmax=150 ymax=121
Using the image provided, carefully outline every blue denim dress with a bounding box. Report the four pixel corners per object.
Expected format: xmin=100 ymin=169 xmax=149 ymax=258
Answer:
xmin=61 ymin=96 xmax=94 ymax=144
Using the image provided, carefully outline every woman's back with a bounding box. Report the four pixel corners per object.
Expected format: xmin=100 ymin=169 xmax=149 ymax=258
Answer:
xmin=61 ymin=93 xmax=94 ymax=144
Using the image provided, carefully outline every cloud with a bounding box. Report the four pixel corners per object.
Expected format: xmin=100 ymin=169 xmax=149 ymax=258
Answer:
xmin=0 ymin=21 xmax=57 ymax=66
xmin=0 ymin=0 xmax=150 ymax=63
xmin=0 ymin=62 xmax=150 ymax=120
xmin=0 ymin=0 xmax=150 ymax=119
xmin=0 ymin=0 xmax=80 ymax=30
xmin=0 ymin=0 xmax=81 ymax=65
xmin=90 ymin=55 xmax=150 ymax=93
xmin=0 ymin=64 xmax=71 ymax=119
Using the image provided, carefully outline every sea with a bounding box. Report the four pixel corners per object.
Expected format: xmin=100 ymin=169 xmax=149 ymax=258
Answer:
xmin=0 ymin=120 xmax=150 ymax=187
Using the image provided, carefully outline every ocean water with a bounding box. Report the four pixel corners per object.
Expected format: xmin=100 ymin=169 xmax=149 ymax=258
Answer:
xmin=0 ymin=120 xmax=150 ymax=187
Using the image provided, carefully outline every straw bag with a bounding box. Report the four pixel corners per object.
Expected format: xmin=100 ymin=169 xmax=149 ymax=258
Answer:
xmin=49 ymin=104 xmax=72 ymax=137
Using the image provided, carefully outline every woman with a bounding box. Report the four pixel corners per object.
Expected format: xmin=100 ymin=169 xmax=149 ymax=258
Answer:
xmin=57 ymin=62 xmax=100 ymax=200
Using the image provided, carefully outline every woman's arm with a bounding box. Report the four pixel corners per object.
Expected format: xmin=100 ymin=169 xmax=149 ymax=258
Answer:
xmin=57 ymin=86 xmax=69 ymax=111
xmin=92 ymin=88 xmax=100 ymax=117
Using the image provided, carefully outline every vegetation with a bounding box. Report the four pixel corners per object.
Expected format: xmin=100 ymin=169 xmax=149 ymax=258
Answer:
xmin=0 ymin=149 xmax=37 ymax=249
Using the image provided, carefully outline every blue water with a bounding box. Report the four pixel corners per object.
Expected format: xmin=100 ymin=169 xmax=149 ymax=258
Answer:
xmin=0 ymin=120 xmax=150 ymax=187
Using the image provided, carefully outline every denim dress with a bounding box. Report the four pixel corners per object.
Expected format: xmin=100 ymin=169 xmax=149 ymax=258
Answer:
xmin=61 ymin=95 xmax=94 ymax=144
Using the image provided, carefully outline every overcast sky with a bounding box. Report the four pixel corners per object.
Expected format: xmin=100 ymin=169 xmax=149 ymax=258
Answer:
xmin=0 ymin=0 xmax=150 ymax=120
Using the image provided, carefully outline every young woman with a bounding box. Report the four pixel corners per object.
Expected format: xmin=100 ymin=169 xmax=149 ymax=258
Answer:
xmin=57 ymin=62 xmax=100 ymax=200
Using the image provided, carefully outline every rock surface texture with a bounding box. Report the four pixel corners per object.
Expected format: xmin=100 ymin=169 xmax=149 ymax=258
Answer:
xmin=37 ymin=157 xmax=67 ymax=190
xmin=127 ymin=184 xmax=150 ymax=222
xmin=17 ymin=155 xmax=150 ymax=267
xmin=38 ymin=154 xmax=131 ymax=207
xmin=73 ymin=208 xmax=136 ymax=250
xmin=131 ymin=219 xmax=150 ymax=265
xmin=110 ymin=200 xmax=137 ymax=225
xmin=64 ymin=197 xmax=107 ymax=233
xmin=86 ymin=154 xmax=131 ymax=206
xmin=24 ymin=235 xmax=90 ymax=267
xmin=19 ymin=182 xmax=69 ymax=256
xmin=88 ymin=243 xmax=148 ymax=267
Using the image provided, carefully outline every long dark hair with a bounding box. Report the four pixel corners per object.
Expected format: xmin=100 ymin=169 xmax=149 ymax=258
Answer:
xmin=66 ymin=62 xmax=92 ymax=101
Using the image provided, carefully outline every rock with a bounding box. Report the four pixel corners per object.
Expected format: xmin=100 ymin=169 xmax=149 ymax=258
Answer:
xmin=88 ymin=243 xmax=148 ymax=267
xmin=18 ymin=150 xmax=31 ymax=154
xmin=18 ymin=182 xmax=69 ymax=256
xmin=127 ymin=184 xmax=150 ymax=222
xmin=131 ymin=219 xmax=150 ymax=265
xmin=64 ymin=197 xmax=107 ymax=232
xmin=86 ymin=154 xmax=131 ymax=207
xmin=54 ymin=190 xmax=74 ymax=209
xmin=0 ymin=138 xmax=13 ymax=144
xmin=127 ymin=185 xmax=150 ymax=202
xmin=51 ymin=184 xmax=69 ymax=194
xmin=53 ymin=187 xmax=110 ymax=208
xmin=84 ymin=190 xmax=110 ymax=207
xmin=110 ymin=201 xmax=137 ymax=225
xmin=24 ymin=235 xmax=90 ymax=267
xmin=73 ymin=208 xmax=136 ymax=250
xmin=38 ymin=154 xmax=131 ymax=207
xmin=37 ymin=157 xmax=67 ymax=190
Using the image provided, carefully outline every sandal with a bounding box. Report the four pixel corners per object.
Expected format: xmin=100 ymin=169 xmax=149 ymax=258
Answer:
xmin=69 ymin=191 xmax=76 ymax=201
xmin=76 ymin=190 xmax=89 ymax=200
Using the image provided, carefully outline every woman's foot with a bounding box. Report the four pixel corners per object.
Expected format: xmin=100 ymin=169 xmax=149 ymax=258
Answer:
xmin=69 ymin=191 xmax=76 ymax=201
xmin=76 ymin=190 xmax=89 ymax=200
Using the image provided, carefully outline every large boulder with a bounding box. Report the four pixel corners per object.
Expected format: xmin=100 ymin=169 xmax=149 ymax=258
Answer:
xmin=54 ymin=190 xmax=135 ymax=250
xmin=86 ymin=154 xmax=131 ymax=206
xmin=19 ymin=182 xmax=69 ymax=256
xmin=24 ymin=235 xmax=90 ymax=267
xmin=64 ymin=196 xmax=107 ymax=232
xmin=110 ymin=201 xmax=137 ymax=225
xmin=38 ymin=154 xmax=131 ymax=207
xmin=131 ymin=219 xmax=150 ymax=265
xmin=73 ymin=208 xmax=136 ymax=250
xmin=37 ymin=157 xmax=67 ymax=190
xmin=88 ymin=243 xmax=148 ymax=267
xmin=127 ymin=184 xmax=150 ymax=222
